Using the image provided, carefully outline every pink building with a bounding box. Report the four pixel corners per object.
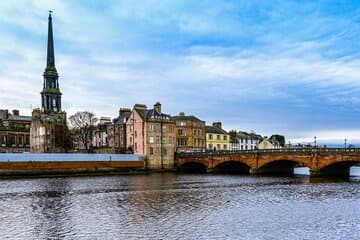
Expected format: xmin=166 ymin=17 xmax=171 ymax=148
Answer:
xmin=126 ymin=102 xmax=176 ymax=169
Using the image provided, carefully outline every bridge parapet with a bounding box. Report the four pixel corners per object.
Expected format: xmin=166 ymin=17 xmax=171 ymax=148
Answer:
xmin=175 ymin=148 xmax=360 ymax=157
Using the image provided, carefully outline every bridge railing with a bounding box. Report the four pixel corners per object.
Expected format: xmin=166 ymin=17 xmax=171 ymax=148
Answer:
xmin=175 ymin=148 xmax=360 ymax=157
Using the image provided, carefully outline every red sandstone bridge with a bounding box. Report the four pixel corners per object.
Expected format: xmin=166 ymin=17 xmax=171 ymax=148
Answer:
xmin=175 ymin=148 xmax=360 ymax=177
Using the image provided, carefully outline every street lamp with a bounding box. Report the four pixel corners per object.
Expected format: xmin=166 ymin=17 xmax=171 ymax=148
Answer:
xmin=344 ymin=138 xmax=347 ymax=149
xmin=314 ymin=136 xmax=317 ymax=148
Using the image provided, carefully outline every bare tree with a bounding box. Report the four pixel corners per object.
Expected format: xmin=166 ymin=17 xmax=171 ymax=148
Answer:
xmin=69 ymin=111 xmax=98 ymax=152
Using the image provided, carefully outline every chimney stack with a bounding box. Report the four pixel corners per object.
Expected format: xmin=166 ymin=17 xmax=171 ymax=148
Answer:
xmin=119 ymin=108 xmax=131 ymax=116
xmin=212 ymin=122 xmax=222 ymax=129
xmin=12 ymin=109 xmax=19 ymax=116
xmin=179 ymin=112 xmax=185 ymax=116
xmin=154 ymin=102 xmax=161 ymax=114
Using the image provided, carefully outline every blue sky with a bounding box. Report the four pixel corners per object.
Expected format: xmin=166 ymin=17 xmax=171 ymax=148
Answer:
xmin=1 ymin=0 xmax=360 ymax=144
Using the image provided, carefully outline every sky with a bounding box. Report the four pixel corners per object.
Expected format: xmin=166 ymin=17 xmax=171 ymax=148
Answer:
xmin=1 ymin=0 xmax=360 ymax=144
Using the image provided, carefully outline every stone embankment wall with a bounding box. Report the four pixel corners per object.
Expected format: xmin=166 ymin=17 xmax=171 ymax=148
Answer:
xmin=0 ymin=154 xmax=145 ymax=176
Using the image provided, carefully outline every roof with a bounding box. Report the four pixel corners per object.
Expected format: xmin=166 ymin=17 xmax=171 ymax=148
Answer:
xmin=171 ymin=115 xmax=204 ymax=122
xmin=205 ymin=125 xmax=228 ymax=134
xmin=135 ymin=108 xmax=171 ymax=121
xmin=7 ymin=115 xmax=32 ymax=122
xmin=237 ymin=131 xmax=262 ymax=140
xmin=113 ymin=111 xmax=131 ymax=124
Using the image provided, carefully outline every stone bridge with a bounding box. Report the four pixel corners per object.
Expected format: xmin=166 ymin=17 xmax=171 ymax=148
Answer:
xmin=175 ymin=148 xmax=360 ymax=177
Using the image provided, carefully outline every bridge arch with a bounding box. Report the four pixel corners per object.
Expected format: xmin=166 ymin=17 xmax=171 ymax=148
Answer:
xmin=255 ymin=159 xmax=310 ymax=175
xmin=177 ymin=159 xmax=208 ymax=173
xmin=213 ymin=161 xmax=251 ymax=174
xmin=317 ymin=159 xmax=360 ymax=177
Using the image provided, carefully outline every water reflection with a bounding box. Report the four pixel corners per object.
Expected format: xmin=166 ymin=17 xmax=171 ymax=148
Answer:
xmin=0 ymin=173 xmax=360 ymax=239
xmin=31 ymin=178 xmax=74 ymax=239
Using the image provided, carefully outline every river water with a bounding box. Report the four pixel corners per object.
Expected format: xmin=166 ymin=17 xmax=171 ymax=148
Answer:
xmin=1 ymin=168 xmax=360 ymax=239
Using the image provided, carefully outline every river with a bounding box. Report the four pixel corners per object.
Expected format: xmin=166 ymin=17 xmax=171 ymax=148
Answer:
xmin=0 ymin=168 xmax=360 ymax=239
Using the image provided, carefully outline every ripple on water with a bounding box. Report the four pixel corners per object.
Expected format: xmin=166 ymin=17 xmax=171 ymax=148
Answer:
xmin=0 ymin=174 xmax=360 ymax=239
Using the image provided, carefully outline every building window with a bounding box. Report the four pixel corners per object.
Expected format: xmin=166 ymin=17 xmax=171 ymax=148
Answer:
xmin=135 ymin=131 xmax=137 ymax=138
xmin=217 ymin=144 xmax=221 ymax=149
xmin=162 ymin=137 xmax=167 ymax=144
xmin=149 ymin=136 xmax=154 ymax=143
xmin=162 ymin=125 xmax=167 ymax=132
xmin=224 ymin=135 xmax=227 ymax=141
xmin=162 ymin=148 xmax=167 ymax=156
xmin=149 ymin=124 xmax=154 ymax=131
xmin=150 ymin=147 xmax=154 ymax=155
xmin=135 ymin=143 xmax=137 ymax=151
xmin=209 ymin=134 xmax=213 ymax=140
xmin=178 ymin=129 xmax=186 ymax=136
xmin=223 ymin=144 xmax=227 ymax=150
xmin=217 ymin=135 xmax=220 ymax=140
xmin=180 ymin=121 xmax=186 ymax=126
xmin=179 ymin=139 xmax=186 ymax=146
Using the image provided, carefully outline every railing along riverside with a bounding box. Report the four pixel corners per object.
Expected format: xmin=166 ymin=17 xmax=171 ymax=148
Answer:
xmin=175 ymin=148 xmax=360 ymax=157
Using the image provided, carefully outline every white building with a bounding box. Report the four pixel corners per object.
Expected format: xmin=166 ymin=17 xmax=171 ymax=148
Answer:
xmin=231 ymin=131 xmax=262 ymax=150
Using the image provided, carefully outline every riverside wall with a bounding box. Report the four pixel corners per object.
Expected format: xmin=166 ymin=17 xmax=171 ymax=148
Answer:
xmin=0 ymin=153 xmax=145 ymax=176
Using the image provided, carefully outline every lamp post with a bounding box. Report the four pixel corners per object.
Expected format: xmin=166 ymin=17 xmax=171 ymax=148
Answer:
xmin=344 ymin=138 xmax=347 ymax=150
xmin=314 ymin=136 xmax=317 ymax=148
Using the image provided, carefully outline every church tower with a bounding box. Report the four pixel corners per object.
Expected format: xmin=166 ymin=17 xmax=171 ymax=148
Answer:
xmin=30 ymin=12 xmax=69 ymax=153
xmin=41 ymin=12 xmax=62 ymax=113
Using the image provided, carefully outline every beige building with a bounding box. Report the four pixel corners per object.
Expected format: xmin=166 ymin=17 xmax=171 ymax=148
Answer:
xmin=206 ymin=122 xmax=230 ymax=151
xmin=31 ymin=109 xmax=68 ymax=153
xmin=0 ymin=109 xmax=31 ymax=153
xmin=171 ymin=112 xmax=205 ymax=152
xmin=258 ymin=136 xmax=281 ymax=150
xmin=126 ymin=102 xmax=176 ymax=169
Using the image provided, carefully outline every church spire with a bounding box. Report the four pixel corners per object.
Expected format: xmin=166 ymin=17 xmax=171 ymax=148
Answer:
xmin=44 ymin=11 xmax=57 ymax=76
xmin=41 ymin=11 xmax=61 ymax=113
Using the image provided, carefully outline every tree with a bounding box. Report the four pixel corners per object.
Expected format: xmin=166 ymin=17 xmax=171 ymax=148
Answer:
xmin=229 ymin=130 xmax=238 ymax=143
xmin=270 ymin=134 xmax=286 ymax=147
xmin=69 ymin=111 xmax=98 ymax=152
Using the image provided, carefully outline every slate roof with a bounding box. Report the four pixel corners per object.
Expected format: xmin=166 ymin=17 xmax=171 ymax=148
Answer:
xmin=205 ymin=125 xmax=228 ymax=134
xmin=237 ymin=131 xmax=262 ymax=140
xmin=171 ymin=115 xmax=203 ymax=122
xmin=113 ymin=111 xmax=131 ymax=124
xmin=135 ymin=108 xmax=171 ymax=121
xmin=8 ymin=115 xmax=32 ymax=122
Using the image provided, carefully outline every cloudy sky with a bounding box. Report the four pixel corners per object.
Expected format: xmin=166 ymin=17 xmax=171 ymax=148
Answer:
xmin=1 ymin=0 xmax=360 ymax=144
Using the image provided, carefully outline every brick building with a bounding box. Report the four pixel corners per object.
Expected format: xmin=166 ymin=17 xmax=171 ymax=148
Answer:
xmin=126 ymin=102 xmax=176 ymax=169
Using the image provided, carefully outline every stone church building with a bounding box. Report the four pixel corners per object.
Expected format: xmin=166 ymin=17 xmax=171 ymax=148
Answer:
xmin=30 ymin=12 xmax=69 ymax=153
